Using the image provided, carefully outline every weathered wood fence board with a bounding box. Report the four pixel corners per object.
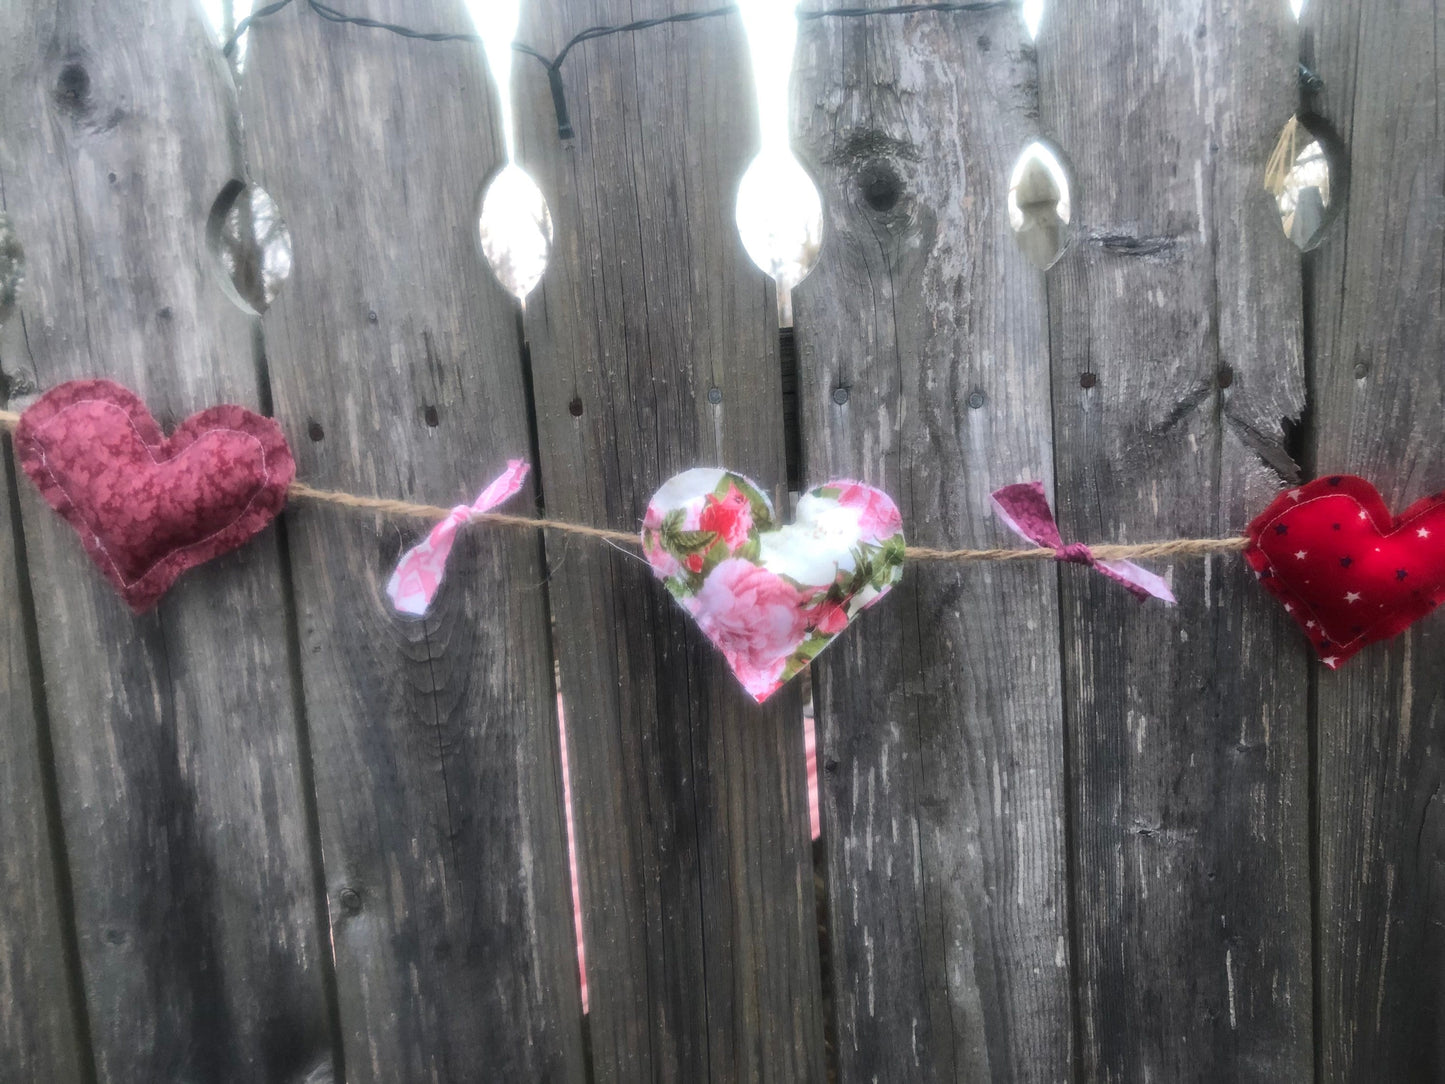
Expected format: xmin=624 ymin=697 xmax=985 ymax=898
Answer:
xmin=1307 ymin=2 xmax=1445 ymax=1078
xmin=240 ymin=3 xmax=586 ymax=1080
xmin=517 ymin=3 xmax=824 ymax=1080
xmin=793 ymin=8 xmax=1072 ymax=1081
xmin=8 ymin=0 xmax=1445 ymax=1079
xmin=1039 ymin=2 xmax=1313 ymax=1079
xmin=0 ymin=3 xmax=336 ymax=1079
xmin=0 ymin=450 xmax=84 ymax=1083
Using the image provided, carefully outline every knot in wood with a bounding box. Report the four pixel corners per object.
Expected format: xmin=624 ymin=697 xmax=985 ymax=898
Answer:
xmin=54 ymin=61 xmax=91 ymax=116
xmin=857 ymin=160 xmax=903 ymax=213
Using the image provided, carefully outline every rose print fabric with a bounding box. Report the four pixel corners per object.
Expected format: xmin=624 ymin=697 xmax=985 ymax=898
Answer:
xmin=642 ymin=468 xmax=905 ymax=702
xmin=387 ymin=460 xmax=530 ymax=616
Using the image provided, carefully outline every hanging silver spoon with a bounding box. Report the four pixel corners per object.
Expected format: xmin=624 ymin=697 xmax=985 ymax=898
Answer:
xmin=468 ymin=0 xmax=554 ymax=300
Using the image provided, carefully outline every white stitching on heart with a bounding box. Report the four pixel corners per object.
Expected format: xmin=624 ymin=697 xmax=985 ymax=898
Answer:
xmin=29 ymin=397 xmax=278 ymax=593
xmin=1256 ymin=488 xmax=1445 ymax=651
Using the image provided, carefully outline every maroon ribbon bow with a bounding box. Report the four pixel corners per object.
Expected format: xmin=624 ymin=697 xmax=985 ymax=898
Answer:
xmin=991 ymin=481 xmax=1176 ymax=604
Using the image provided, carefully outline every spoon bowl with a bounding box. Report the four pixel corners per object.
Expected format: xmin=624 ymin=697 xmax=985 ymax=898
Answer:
xmin=735 ymin=149 xmax=823 ymax=319
xmin=479 ymin=163 xmax=554 ymax=300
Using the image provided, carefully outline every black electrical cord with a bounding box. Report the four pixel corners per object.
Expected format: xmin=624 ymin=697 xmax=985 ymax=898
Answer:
xmin=222 ymin=0 xmax=1015 ymax=138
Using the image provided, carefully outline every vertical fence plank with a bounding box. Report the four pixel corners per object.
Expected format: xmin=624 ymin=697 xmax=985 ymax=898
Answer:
xmin=1306 ymin=1 xmax=1445 ymax=1077
xmin=516 ymin=3 xmax=826 ymax=1080
xmin=792 ymin=7 xmax=1073 ymax=1081
xmin=0 ymin=2 xmax=335 ymax=1079
xmin=239 ymin=3 xmax=586 ymax=1080
xmin=1038 ymin=1 xmax=1313 ymax=1078
xmin=0 ymin=449 xmax=84 ymax=1082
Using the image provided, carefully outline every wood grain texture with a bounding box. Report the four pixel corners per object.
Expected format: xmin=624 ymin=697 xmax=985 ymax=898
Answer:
xmin=0 ymin=446 xmax=85 ymax=1083
xmin=1037 ymin=1 xmax=1314 ymax=1079
xmin=791 ymin=7 xmax=1072 ymax=1081
xmin=516 ymin=3 xmax=825 ymax=1080
xmin=0 ymin=2 xmax=335 ymax=1079
xmin=1304 ymin=2 xmax=1445 ymax=1078
xmin=238 ymin=3 xmax=586 ymax=1080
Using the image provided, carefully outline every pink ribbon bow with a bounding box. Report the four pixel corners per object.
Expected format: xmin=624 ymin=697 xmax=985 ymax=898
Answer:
xmin=991 ymin=481 xmax=1176 ymax=604
xmin=386 ymin=460 xmax=531 ymax=616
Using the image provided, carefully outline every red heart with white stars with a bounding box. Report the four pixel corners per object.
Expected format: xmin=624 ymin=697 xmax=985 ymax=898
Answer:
xmin=1245 ymin=475 xmax=1445 ymax=668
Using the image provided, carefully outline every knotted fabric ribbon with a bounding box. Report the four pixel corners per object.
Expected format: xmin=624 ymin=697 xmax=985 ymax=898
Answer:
xmin=991 ymin=481 xmax=1176 ymax=604
xmin=387 ymin=460 xmax=531 ymax=615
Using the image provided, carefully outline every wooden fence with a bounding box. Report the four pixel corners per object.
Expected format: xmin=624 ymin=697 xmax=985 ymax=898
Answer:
xmin=1 ymin=0 xmax=1441 ymax=1080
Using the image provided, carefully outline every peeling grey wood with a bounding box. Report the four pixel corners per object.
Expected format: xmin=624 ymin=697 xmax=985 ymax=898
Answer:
xmin=1038 ymin=2 xmax=1313 ymax=1079
xmin=239 ymin=2 xmax=586 ymax=1080
xmin=517 ymin=2 xmax=825 ymax=1080
xmin=1305 ymin=1 xmax=1445 ymax=1078
xmin=0 ymin=447 xmax=85 ymax=1083
xmin=0 ymin=1 xmax=336 ymax=1079
xmin=792 ymin=8 xmax=1072 ymax=1081
xmin=10 ymin=0 xmax=1445 ymax=1077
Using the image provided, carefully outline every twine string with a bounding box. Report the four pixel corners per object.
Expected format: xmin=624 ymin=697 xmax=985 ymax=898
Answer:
xmin=0 ymin=407 xmax=1248 ymax=560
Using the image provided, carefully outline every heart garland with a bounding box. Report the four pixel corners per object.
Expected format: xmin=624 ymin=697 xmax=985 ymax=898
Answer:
xmin=14 ymin=380 xmax=294 ymax=612
xmin=10 ymin=378 xmax=1444 ymax=690
xmin=1245 ymin=475 xmax=1445 ymax=667
xmin=641 ymin=469 xmax=905 ymax=702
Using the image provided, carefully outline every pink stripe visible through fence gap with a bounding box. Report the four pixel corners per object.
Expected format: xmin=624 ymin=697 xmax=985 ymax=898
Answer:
xmin=556 ymin=694 xmax=821 ymax=1017
xmin=804 ymin=707 xmax=820 ymax=841
xmin=556 ymin=696 xmax=588 ymax=1014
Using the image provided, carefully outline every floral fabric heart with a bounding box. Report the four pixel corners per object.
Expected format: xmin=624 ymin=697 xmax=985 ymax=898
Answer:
xmin=642 ymin=468 xmax=905 ymax=702
xmin=14 ymin=379 xmax=294 ymax=613
xmin=1245 ymin=474 xmax=1445 ymax=668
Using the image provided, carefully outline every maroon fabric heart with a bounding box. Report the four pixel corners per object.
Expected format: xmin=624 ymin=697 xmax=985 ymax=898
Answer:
xmin=14 ymin=379 xmax=294 ymax=612
xmin=1245 ymin=475 xmax=1445 ymax=668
